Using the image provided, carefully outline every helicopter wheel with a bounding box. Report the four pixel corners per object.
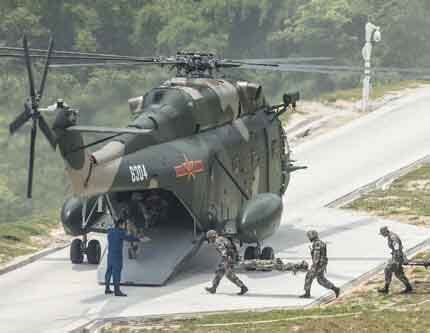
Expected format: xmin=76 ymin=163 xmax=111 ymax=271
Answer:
xmin=260 ymin=246 xmax=275 ymax=260
xmin=87 ymin=239 xmax=101 ymax=264
xmin=70 ymin=239 xmax=84 ymax=264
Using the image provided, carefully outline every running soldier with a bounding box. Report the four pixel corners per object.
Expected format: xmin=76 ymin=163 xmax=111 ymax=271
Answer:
xmin=378 ymin=226 xmax=413 ymax=294
xmin=205 ymin=230 xmax=248 ymax=295
xmin=300 ymin=230 xmax=340 ymax=298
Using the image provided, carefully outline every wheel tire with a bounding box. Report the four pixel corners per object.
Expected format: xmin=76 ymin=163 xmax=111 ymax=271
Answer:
xmin=261 ymin=246 xmax=275 ymax=260
xmin=70 ymin=239 xmax=84 ymax=264
xmin=87 ymin=239 xmax=101 ymax=264
xmin=244 ymin=246 xmax=259 ymax=260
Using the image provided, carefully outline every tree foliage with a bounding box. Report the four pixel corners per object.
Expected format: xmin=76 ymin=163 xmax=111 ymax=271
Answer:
xmin=0 ymin=0 xmax=429 ymax=224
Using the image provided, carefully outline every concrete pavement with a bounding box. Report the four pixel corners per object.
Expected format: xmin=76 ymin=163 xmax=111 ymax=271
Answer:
xmin=1 ymin=87 xmax=430 ymax=333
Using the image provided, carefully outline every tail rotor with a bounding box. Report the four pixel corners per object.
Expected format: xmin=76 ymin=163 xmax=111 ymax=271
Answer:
xmin=8 ymin=36 xmax=57 ymax=199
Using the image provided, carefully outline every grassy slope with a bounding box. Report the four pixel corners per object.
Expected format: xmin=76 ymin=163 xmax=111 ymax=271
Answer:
xmin=0 ymin=211 xmax=60 ymax=265
xmin=346 ymin=164 xmax=430 ymax=227
xmin=320 ymin=80 xmax=424 ymax=103
xmin=105 ymin=164 xmax=430 ymax=333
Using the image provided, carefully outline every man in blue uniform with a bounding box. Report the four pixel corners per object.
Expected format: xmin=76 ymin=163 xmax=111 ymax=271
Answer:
xmin=105 ymin=218 xmax=141 ymax=296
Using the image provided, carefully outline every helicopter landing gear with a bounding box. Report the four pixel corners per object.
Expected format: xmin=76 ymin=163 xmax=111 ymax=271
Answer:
xmin=70 ymin=234 xmax=101 ymax=265
xmin=244 ymin=244 xmax=275 ymax=260
xmin=70 ymin=239 xmax=84 ymax=264
xmin=87 ymin=239 xmax=102 ymax=264
xmin=244 ymin=245 xmax=260 ymax=260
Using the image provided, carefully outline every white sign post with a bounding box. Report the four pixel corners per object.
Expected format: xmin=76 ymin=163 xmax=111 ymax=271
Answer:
xmin=362 ymin=22 xmax=381 ymax=112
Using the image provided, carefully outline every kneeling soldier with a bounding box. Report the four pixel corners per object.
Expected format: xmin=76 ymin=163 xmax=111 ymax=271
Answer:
xmin=378 ymin=226 xmax=412 ymax=294
xmin=300 ymin=230 xmax=340 ymax=298
xmin=205 ymin=230 xmax=248 ymax=295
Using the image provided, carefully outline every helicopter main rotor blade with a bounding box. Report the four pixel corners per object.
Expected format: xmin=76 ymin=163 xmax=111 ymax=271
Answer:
xmin=49 ymin=62 xmax=157 ymax=68
xmin=0 ymin=50 xmax=161 ymax=64
xmin=0 ymin=45 xmax=150 ymax=60
xmin=230 ymin=57 xmax=333 ymax=63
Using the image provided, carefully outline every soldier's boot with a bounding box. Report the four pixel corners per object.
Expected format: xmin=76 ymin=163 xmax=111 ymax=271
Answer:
xmin=299 ymin=291 xmax=311 ymax=298
xmin=114 ymin=285 xmax=127 ymax=297
xmin=205 ymin=286 xmax=217 ymax=294
xmin=401 ymin=283 xmax=413 ymax=294
xmin=377 ymin=285 xmax=389 ymax=294
xmin=237 ymin=286 xmax=248 ymax=296
xmin=332 ymin=287 xmax=340 ymax=298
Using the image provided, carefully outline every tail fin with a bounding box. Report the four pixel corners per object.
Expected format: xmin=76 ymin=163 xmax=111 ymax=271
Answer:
xmin=53 ymin=106 xmax=92 ymax=194
xmin=53 ymin=105 xmax=126 ymax=196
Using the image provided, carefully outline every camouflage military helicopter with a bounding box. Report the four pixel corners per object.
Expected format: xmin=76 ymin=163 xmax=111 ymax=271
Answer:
xmin=4 ymin=37 xmax=430 ymax=284
xmin=1 ymin=37 xmax=334 ymax=283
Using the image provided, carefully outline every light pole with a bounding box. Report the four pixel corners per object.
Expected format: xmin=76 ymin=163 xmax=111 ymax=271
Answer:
xmin=362 ymin=22 xmax=381 ymax=112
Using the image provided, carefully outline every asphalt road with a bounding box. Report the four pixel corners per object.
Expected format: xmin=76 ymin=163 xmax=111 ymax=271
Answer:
xmin=1 ymin=87 xmax=430 ymax=333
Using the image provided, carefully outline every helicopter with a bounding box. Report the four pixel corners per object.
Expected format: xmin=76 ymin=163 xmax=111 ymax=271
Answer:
xmin=4 ymin=37 xmax=428 ymax=285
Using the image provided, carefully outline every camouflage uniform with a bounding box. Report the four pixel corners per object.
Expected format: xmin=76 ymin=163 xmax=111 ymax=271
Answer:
xmin=379 ymin=228 xmax=412 ymax=293
xmin=301 ymin=231 xmax=339 ymax=298
xmin=211 ymin=236 xmax=246 ymax=290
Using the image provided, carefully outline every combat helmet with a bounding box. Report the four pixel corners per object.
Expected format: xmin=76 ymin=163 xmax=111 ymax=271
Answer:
xmin=206 ymin=229 xmax=217 ymax=241
xmin=306 ymin=230 xmax=319 ymax=241
xmin=379 ymin=226 xmax=389 ymax=236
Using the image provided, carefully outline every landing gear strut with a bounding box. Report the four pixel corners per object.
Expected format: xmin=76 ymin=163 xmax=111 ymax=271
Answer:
xmin=70 ymin=195 xmax=107 ymax=265
xmin=70 ymin=235 xmax=101 ymax=265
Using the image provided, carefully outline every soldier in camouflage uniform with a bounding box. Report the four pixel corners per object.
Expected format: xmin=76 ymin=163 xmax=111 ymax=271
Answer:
xmin=300 ymin=230 xmax=340 ymax=298
xmin=378 ymin=226 xmax=413 ymax=294
xmin=205 ymin=230 xmax=248 ymax=295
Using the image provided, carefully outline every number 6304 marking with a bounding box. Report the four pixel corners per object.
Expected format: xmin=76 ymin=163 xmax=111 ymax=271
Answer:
xmin=129 ymin=164 xmax=148 ymax=183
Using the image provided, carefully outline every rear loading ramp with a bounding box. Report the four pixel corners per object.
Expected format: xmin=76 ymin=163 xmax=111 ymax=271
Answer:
xmin=97 ymin=224 xmax=205 ymax=286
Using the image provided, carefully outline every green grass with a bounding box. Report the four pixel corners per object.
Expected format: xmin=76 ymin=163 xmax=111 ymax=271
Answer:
xmin=320 ymin=80 xmax=424 ymax=103
xmin=0 ymin=211 xmax=59 ymax=264
xmin=346 ymin=164 xmax=430 ymax=225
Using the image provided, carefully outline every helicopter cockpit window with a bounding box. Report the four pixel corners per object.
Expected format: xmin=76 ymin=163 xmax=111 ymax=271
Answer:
xmin=143 ymin=88 xmax=185 ymax=109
